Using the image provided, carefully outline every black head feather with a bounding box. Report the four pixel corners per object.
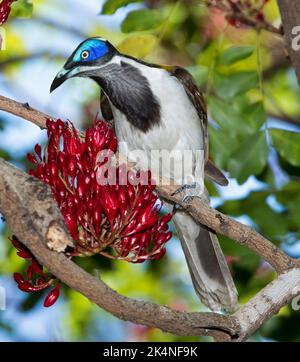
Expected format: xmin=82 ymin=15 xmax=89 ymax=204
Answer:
xmin=92 ymin=61 xmax=161 ymax=132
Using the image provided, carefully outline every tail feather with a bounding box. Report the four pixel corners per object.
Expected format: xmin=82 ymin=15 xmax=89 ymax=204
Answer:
xmin=173 ymin=212 xmax=238 ymax=312
xmin=205 ymin=160 xmax=228 ymax=186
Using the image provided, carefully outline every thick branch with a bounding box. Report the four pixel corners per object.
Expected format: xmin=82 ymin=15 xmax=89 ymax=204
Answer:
xmin=1 ymin=158 xmax=300 ymax=341
xmin=0 ymin=95 xmax=296 ymax=273
xmin=0 ymin=95 xmax=51 ymax=129
xmin=0 ymin=158 xmax=238 ymax=340
xmin=1 ymin=95 xmax=300 ymax=341
xmin=278 ymin=0 xmax=300 ymax=86
xmin=234 ymin=268 xmax=300 ymax=341
xmin=168 ymin=193 xmax=295 ymax=273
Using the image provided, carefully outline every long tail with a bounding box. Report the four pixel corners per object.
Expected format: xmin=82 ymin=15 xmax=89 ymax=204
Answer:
xmin=173 ymin=211 xmax=238 ymax=312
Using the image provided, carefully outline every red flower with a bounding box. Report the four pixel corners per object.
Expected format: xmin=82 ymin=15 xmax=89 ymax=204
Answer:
xmin=44 ymin=284 xmax=61 ymax=308
xmin=12 ymin=117 xmax=173 ymax=307
xmin=0 ymin=0 xmax=16 ymax=26
xmin=10 ymin=236 xmax=56 ymax=301
xmin=28 ymin=118 xmax=172 ymax=263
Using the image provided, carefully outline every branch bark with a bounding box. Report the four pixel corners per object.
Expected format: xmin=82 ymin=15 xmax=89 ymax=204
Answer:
xmin=0 ymin=95 xmax=296 ymax=273
xmin=0 ymin=157 xmax=239 ymax=341
xmin=278 ymin=0 xmax=300 ymax=86
xmin=234 ymin=268 xmax=300 ymax=341
xmin=0 ymin=95 xmax=51 ymax=129
xmin=0 ymin=95 xmax=300 ymax=341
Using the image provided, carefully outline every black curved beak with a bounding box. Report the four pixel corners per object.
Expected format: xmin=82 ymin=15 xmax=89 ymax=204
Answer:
xmin=50 ymin=68 xmax=71 ymax=93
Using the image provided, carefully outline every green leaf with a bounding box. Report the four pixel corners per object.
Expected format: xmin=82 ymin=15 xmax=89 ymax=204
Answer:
xmin=261 ymin=309 xmax=300 ymax=342
xmin=208 ymin=97 xmax=266 ymax=135
xmin=228 ymin=132 xmax=268 ymax=183
xmin=249 ymin=202 xmax=287 ymax=239
xmin=243 ymin=101 xmax=267 ymax=132
xmin=208 ymin=96 xmax=243 ymax=132
xmin=10 ymin=0 xmax=33 ymax=18
xmin=270 ymin=129 xmax=300 ymax=167
xmin=209 ymin=125 xmax=238 ymax=169
xmin=219 ymin=235 xmax=260 ymax=274
xmin=101 ymin=0 xmax=141 ymax=15
xmin=281 ymin=193 xmax=300 ymax=230
xmin=221 ymin=190 xmax=287 ymax=239
xmin=121 ymin=9 xmax=165 ymax=33
xmin=117 ymin=34 xmax=157 ymax=58
xmin=0 ymin=149 xmax=10 ymax=161
xmin=186 ymin=65 xmax=208 ymax=87
xmin=218 ymin=46 xmax=254 ymax=65
xmin=214 ymin=71 xmax=259 ymax=99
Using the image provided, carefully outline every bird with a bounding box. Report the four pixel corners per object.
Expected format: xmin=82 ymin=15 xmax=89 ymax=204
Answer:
xmin=50 ymin=37 xmax=238 ymax=312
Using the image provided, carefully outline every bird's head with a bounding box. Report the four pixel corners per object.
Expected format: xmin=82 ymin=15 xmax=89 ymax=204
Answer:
xmin=50 ymin=37 xmax=118 ymax=93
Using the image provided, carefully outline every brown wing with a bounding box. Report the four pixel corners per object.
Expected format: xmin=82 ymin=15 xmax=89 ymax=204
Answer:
xmin=170 ymin=66 xmax=209 ymax=162
xmin=170 ymin=66 xmax=228 ymax=186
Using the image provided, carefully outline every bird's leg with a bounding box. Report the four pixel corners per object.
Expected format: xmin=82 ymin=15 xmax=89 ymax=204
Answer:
xmin=171 ymin=182 xmax=206 ymax=204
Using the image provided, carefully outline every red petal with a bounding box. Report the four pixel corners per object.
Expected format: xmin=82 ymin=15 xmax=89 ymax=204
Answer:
xmin=34 ymin=144 xmax=42 ymax=160
xmin=31 ymin=259 xmax=44 ymax=275
xmin=17 ymin=249 xmax=32 ymax=259
xmin=27 ymin=153 xmax=38 ymax=165
xmin=13 ymin=272 xmax=25 ymax=285
xmin=43 ymin=284 xmax=61 ymax=308
xmin=10 ymin=236 xmax=23 ymax=251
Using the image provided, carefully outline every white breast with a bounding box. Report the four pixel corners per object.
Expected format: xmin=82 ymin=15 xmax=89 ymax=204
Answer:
xmin=110 ymin=57 xmax=204 ymax=183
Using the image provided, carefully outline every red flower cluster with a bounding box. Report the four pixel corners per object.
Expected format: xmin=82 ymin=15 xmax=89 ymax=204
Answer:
xmin=11 ymin=118 xmax=173 ymax=307
xmin=28 ymin=119 xmax=172 ymax=262
xmin=11 ymin=236 xmax=61 ymax=307
xmin=205 ymin=0 xmax=271 ymax=29
xmin=0 ymin=0 xmax=16 ymax=25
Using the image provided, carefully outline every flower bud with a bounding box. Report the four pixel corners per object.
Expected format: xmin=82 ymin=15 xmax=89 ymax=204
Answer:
xmin=34 ymin=144 xmax=42 ymax=161
xmin=44 ymin=284 xmax=61 ymax=308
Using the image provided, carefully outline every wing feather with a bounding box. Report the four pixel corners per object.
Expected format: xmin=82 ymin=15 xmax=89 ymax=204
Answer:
xmin=170 ymin=66 xmax=209 ymax=161
xmin=170 ymin=66 xmax=228 ymax=186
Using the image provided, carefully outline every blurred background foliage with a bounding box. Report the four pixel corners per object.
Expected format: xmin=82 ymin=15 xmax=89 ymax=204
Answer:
xmin=0 ymin=0 xmax=300 ymax=342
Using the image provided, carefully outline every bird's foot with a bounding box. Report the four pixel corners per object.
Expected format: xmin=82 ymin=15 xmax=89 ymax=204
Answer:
xmin=171 ymin=182 xmax=204 ymax=204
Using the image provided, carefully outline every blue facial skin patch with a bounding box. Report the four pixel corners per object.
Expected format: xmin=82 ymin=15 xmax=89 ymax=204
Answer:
xmin=73 ymin=39 xmax=109 ymax=63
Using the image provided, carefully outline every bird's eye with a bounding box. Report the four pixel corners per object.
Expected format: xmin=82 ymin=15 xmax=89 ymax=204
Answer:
xmin=81 ymin=50 xmax=90 ymax=60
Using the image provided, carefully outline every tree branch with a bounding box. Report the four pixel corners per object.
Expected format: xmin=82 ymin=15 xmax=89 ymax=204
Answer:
xmin=278 ymin=0 xmax=300 ymax=86
xmin=234 ymin=268 xmax=300 ymax=341
xmin=0 ymin=95 xmax=51 ymax=129
xmin=1 ymin=95 xmax=300 ymax=341
xmin=0 ymin=95 xmax=296 ymax=273
xmin=0 ymin=157 xmax=239 ymax=341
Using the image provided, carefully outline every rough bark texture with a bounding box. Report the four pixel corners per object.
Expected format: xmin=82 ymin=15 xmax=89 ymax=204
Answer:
xmin=0 ymin=95 xmax=297 ymax=273
xmin=1 ymin=95 xmax=300 ymax=341
xmin=0 ymin=158 xmax=239 ymax=340
xmin=278 ymin=0 xmax=300 ymax=85
xmin=0 ymin=95 xmax=50 ymax=129
xmin=234 ymin=269 xmax=300 ymax=341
